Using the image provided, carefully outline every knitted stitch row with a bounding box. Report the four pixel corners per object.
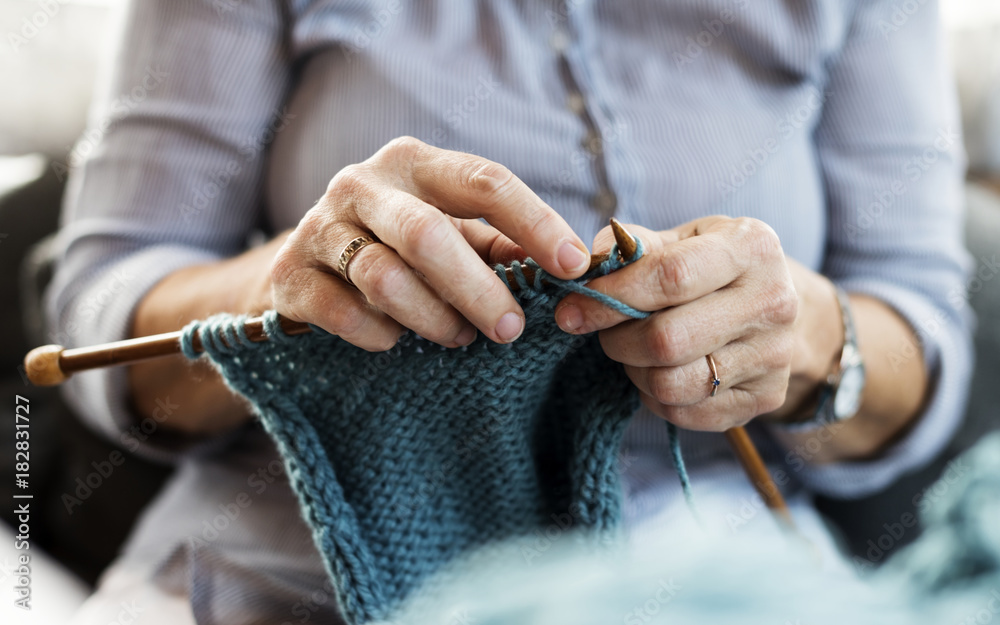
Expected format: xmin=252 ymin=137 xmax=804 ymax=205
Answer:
xmin=180 ymin=239 xmax=691 ymax=624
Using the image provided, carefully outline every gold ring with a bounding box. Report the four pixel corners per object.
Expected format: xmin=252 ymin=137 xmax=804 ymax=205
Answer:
xmin=707 ymin=353 xmax=721 ymax=397
xmin=336 ymin=235 xmax=378 ymax=286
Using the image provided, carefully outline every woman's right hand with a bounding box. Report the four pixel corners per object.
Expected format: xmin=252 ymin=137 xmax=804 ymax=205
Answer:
xmin=270 ymin=136 xmax=592 ymax=350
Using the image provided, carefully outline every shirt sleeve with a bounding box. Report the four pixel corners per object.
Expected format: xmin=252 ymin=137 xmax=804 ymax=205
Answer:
xmin=44 ymin=0 xmax=291 ymax=460
xmin=778 ymin=0 xmax=975 ymax=498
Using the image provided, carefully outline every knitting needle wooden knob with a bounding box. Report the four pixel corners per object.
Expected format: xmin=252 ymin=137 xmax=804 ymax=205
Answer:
xmin=24 ymin=344 xmax=68 ymax=386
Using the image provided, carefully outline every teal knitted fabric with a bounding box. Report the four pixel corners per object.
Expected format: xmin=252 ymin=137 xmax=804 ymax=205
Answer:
xmin=180 ymin=243 xmax=669 ymax=624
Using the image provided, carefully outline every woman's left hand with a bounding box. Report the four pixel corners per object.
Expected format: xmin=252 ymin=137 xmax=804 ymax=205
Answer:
xmin=554 ymin=216 xmax=823 ymax=432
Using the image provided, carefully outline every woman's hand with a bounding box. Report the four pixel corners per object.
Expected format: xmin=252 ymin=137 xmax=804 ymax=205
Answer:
xmin=553 ymin=216 xmax=837 ymax=432
xmin=132 ymin=137 xmax=590 ymax=435
xmin=271 ymin=136 xmax=592 ymax=350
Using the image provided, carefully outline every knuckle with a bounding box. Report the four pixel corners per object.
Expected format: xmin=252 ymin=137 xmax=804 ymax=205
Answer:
xmin=521 ymin=208 xmax=561 ymax=242
xmin=656 ymin=253 xmax=694 ymax=298
xmin=422 ymin=321 xmax=463 ymax=345
xmin=765 ymin=282 xmax=799 ymax=325
xmin=326 ymin=300 xmax=366 ymax=338
xmin=374 ymin=136 xmax=424 ymax=177
xmin=364 ymin=257 xmax=410 ymax=304
xmin=382 ymin=135 xmax=424 ymax=158
xmin=772 ymin=334 xmax=795 ymax=368
xmin=650 ymin=367 xmax=687 ymax=405
xmin=739 ymin=217 xmax=782 ymax=259
xmin=465 ymin=161 xmax=516 ymax=204
xmin=374 ymin=135 xmax=423 ymax=163
xmin=650 ymin=318 xmax=688 ymax=364
xmin=325 ymin=164 xmax=368 ymax=199
xmin=370 ymin=332 xmax=401 ymax=353
xmin=397 ymin=208 xmax=452 ymax=258
xmin=293 ymin=205 xmax=336 ymax=244
xmin=757 ymin=388 xmax=788 ymax=416
xmin=269 ymin=245 xmax=304 ymax=289
xmin=451 ymin=274 xmax=503 ymax=314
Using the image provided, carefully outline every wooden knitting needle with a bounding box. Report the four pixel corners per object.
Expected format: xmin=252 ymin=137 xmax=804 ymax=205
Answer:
xmin=24 ymin=315 xmax=312 ymax=387
xmin=26 ymin=235 xmax=623 ymax=386
xmin=501 ymin=217 xmax=634 ymax=287
xmin=608 ymin=220 xmax=794 ymax=529
xmin=23 ymin=219 xmax=793 ymax=528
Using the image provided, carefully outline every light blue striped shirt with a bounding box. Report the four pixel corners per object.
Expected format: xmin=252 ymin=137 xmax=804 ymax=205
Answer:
xmin=47 ymin=0 xmax=972 ymax=621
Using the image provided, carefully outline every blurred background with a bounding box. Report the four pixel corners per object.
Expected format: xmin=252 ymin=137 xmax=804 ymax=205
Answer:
xmin=0 ymin=0 xmax=998 ymax=621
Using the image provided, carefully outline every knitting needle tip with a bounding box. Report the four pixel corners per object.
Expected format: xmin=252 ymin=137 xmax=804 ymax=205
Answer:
xmin=610 ymin=218 xmax=638 ymax=261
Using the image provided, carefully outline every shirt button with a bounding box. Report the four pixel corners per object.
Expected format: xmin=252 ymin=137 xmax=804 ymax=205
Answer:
xmin=591 ymin=189 xmax=617 ymax=216
xmin=582 ymin=132 xmax=603 ymax=155
xmin=566 ymin=92 xmax=586 ymax=115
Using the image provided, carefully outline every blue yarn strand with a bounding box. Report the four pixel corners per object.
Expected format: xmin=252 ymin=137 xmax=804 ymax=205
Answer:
xmin=495 ymin=241 xmax=650 ymax=321
xmin=666 ymin=421 xmax=697 ymax=519
xmin=496 ymin=239 xmax=696 ymax=515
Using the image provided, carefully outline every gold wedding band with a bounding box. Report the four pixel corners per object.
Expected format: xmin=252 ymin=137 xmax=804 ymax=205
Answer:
xmin=336 ymin=235 xmax=379 ymax=286
xmin=707 ymin=353 xmax=721 ymax=398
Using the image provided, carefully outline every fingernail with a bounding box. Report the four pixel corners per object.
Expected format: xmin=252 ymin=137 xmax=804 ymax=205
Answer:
xmin=558 ymin=241 xmax=589 ymax=274
xmin=556 ymin=304 xmax=583 ymax=333
xmin=454 ymin=324 xmax=477 ymax=347
xmin=496 ymin=312 xmax=524 ymax=342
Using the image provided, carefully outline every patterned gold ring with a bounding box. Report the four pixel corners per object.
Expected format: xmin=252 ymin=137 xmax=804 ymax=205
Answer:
xmin=336 ymin=235 xmax=379 ymax=286
xmin=707 ymin=353 xmax=721 ymax=398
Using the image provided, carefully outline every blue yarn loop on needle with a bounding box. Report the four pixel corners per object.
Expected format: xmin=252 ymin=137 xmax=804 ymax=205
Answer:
xmin=179 ymin=235 xmax=695 ymax=625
